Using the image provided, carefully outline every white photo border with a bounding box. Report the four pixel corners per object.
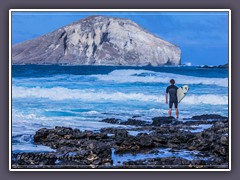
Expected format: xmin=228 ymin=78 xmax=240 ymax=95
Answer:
xmin=9 ymin=9 xmax=231 ymax=172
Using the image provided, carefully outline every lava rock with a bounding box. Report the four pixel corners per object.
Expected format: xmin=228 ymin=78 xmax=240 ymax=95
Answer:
xmin=13 ymin=114 xmax=229 ymax=169
xmin=191 ymin=114 xmax=227 ymax=120
xmin=151 ymin=116 xmax=176 ymax=126
xmin=120 ymin=119 xmax=147 ymax=126
xmin=101 ymin=118 xmax=121 ymax=124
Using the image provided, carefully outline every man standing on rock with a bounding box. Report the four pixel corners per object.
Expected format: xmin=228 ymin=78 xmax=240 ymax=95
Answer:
xmin=166 ymin=79 xmax=179 ymax=118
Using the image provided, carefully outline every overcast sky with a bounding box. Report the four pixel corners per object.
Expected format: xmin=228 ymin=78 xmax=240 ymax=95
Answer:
xmin=12 ymin=11 xmax=229 ymax=66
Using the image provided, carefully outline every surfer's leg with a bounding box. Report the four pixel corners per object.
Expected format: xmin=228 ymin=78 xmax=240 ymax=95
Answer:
xmin=176 ymin=108 xmax=179 ymax=118
xmin=168 ymin=108 xmax=172 ymax=116
xmin=169 ymin=101 xmax=173 ymax=116
xmin=174 ymin=102 xmax=179 ymax=118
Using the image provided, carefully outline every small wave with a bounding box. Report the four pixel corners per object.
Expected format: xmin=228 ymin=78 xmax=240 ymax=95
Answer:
xmin=12 ymin=86 xmax=228 ymax=105
xmin=12 ymin=86 xmax=158 ymax=102
xmin=91 ymin=69 xmax=228 ymax=87
xmin=183 ymin=94 xmax=228 ymax=105
xmin=12 ymin=144 xmax=56 ymax=153
xmin=12 ymin=134 xmax=33 ymax=144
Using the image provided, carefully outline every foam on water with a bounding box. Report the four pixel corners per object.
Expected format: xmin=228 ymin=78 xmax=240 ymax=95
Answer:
xmin=13 ymin=69 xmax=228 ymax=88
xmin=190 ymin=124 xmax=213 ymax=133
xmin=128 ymin=130 xmax=152 ymax=136
xmin=12 ymin=134 xmax=33 ymax=144
xmin=12 ymin=144 xmax=56 ymax=153
xmin=92 ymin=69 xmax=228 ymax=87
xmin=12 ymin=86 xmax=228 ymax=105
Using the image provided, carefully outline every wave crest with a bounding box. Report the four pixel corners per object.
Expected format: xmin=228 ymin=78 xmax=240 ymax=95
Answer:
xmin=91 ymin=69 xmax=228 ymax=87
xmin=12 ymin=86 xmax=228 ymax=105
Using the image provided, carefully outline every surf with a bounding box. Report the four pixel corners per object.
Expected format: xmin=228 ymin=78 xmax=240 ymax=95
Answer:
xmin=12 ymin=86 xmax=228 ymax=105
xmin=91 ymin=69 xmax=228 ymax=87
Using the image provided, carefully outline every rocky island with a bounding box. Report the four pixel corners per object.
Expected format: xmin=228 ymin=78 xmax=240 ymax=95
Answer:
xmin=12 ymin=16 xmax=181 ymax=66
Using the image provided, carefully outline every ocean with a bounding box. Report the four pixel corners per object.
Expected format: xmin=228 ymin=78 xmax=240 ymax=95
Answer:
xmin=11 ymin=65 xmax=229 ymax=153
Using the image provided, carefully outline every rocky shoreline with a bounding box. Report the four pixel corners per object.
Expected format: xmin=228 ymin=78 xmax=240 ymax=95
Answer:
xmin=12 ymin=114 xmax=229 ymax=169
xmin=200 ymin=63 xmax=228 ymax=69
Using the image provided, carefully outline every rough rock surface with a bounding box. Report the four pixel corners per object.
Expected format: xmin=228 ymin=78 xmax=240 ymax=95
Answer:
xmin=12 ymin=114 xmax=228 ymax=169
xmin=12 ymin=16 xmax=181 ymax=66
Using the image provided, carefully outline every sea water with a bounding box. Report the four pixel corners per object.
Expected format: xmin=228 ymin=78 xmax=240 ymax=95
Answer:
xmin=11 ymin=65 xmax=228 ymax=153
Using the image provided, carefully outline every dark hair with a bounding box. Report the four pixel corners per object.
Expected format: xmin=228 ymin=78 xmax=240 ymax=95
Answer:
xmin=170 ymin=79 xmax=175 ymax=84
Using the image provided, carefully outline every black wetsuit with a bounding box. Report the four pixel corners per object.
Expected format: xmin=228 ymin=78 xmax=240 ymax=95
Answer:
xmin=166 ymin=85 xmax=178 ymax=109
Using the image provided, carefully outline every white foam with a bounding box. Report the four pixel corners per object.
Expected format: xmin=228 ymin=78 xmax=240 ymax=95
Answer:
xmin=12 ymin=144 xmax=56 ymax=153
xmin=91 ymin=69 xmax=228 ymax=87
xmin=12 ymin=86 xmax=228 ymax=105
xmin=190 ymin=124 xmax=213 ymax=133
xmin=184 ymin=62 xmax=192 ymax=66
xmin=183 ymin=94 xmax=228 ymax=105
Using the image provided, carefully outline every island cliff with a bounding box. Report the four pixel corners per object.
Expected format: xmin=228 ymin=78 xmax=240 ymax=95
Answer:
xmin=12 ymin=16 xmax=181 ymax=66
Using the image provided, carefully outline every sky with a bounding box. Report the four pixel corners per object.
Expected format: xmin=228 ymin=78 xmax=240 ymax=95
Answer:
xmin=11 ymin=11 xmax=229 ymax=66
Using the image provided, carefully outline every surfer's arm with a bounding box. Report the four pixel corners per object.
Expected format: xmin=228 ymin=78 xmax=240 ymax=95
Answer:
xmin=165 ymin=87 xmax=169 ymax=104
xmin=165 ymin=93 xmax=168 ymax=104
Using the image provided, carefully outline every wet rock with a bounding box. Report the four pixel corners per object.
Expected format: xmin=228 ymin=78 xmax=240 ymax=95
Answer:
xmin=12 ymin=152 xmax=57 ymax=167
xmin=55 ymin=126 xmax=73 ymax=137
xmin=212 ymin=122 xmax=226 ymax=129
xmin=120 ymin=119 xmax=147 ymax=126
xmin=132 ymin=115 xmax=141 ymax=118
xmin=191 ymin=114 xmax=227 ymax=120
xmin=220 ymin=135 xmax=228 ymax=145
xmin=13 ymin=114 xmax=229 ymax=169
xmin=101 ymin=118 xmax=148 ymax=126
xmin=101 ymin=118 xmax=121 ymax=124
xmin=115 ymin=129 xmax=129 ymax=138
xmin=208 ymin=157 xmax=226 ymax=165
xmin=137 ymin=133 xmax=153 ymax=147
xmin=219 ymin=147 xmax=227 ymax=156
xmin=187 ymin=120 xmax=229 ymax=159
xmin=123 ymin=157 xmax=192 ymax=168
xmin=34 ymin=128 xmax=51 ymax=142
xmin=152 ymin=116 xmax=177 ymax=126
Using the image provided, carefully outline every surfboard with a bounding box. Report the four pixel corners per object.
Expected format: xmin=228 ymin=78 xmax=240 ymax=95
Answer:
xmin=177 ymin=85 xmax=189 ymax=103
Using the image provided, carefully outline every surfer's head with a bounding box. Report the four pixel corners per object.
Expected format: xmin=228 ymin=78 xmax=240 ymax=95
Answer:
xmin=170 ymin=79 xmax=175 ymax=85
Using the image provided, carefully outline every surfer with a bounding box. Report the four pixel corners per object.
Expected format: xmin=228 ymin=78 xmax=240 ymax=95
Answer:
xmin=166 ymin=79 xmax=179 ymax=118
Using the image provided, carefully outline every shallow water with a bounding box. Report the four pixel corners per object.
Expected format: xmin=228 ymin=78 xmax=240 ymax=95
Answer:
xmin=190 ymin=124 xmax=213 ymax=133
xmin=12 ymin=144 xmax=56 ymax=154
xmin=112 ymin=148 xmax=210 ymax=166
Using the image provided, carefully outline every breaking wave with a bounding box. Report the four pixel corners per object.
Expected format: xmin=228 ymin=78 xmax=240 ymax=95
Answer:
xmin=91 ymin=69 xmax=228 ymax=87
xmin=12 ymin=86 xmax=228 ymax=105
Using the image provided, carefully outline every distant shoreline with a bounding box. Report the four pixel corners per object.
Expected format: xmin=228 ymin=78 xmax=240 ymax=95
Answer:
xmin=12 ymin=64 xmax=228 ymax=68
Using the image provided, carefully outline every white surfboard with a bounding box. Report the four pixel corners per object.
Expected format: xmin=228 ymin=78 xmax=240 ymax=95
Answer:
xmin=177 ymin=85 xmax=189 ymax=103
